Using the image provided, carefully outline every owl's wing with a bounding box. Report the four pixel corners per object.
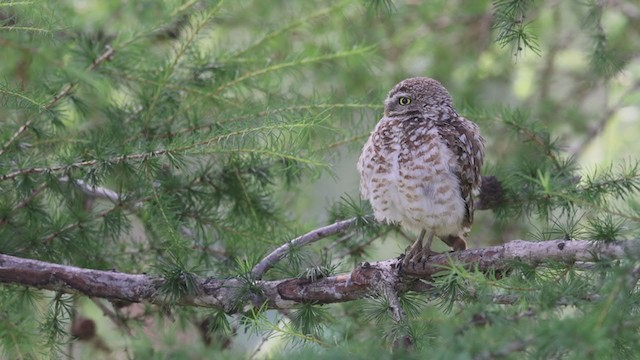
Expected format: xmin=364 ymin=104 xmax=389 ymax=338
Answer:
xmin=439 ymin=117 xmax=485 ymax=229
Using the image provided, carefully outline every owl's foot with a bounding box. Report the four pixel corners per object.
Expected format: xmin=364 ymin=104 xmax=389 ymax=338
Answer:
xmin=401 ymin=231 xmax=439 ymax=269
xmin=403 ymin=248 xmax=441 ymax=265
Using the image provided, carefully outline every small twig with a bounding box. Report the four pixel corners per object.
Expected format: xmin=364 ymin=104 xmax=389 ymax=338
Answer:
xmin=59 ymin=176 xmax=124 ymax=205
xmin=87 ymin=45 xmax=116 ymax=71
xmin=0 ymin=46 xmax=115 ymax=156
xmin=248 ymin=332 xmax=273 ymax=360
xmin=250 ymin=217 xmax=369 ymax=279
xmin=11 ymin=183 xmax=47 ymax=212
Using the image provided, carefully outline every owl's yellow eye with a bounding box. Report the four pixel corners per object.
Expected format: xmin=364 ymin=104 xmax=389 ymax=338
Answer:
xmin=398 ymin=96 xmax=411 ymax=105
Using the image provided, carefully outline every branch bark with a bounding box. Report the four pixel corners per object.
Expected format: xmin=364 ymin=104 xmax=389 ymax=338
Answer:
xmin=1 ymin=239 xmax=638 ymax=313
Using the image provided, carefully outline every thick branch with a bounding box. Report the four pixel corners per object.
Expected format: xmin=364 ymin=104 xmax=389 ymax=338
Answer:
xmin=1 ymin=239 xmax=638 ymax=313
xmin=399 ymin=239 xmax=640 ymax=277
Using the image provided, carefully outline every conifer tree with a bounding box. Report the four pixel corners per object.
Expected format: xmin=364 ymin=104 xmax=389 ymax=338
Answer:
xmin=1 ymin=0 xmax=640 ymax=358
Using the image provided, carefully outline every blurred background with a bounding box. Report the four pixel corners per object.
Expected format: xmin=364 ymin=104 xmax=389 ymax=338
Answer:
xmin=1 ymin=0 xmax=640 ymax=358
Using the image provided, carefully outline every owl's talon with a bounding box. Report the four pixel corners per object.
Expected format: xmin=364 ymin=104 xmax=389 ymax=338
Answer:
xmin=401 ymin=247 xmax=444 ymax=269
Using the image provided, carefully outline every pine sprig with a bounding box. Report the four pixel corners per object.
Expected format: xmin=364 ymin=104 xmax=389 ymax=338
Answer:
xmin=214 ymin=47 xmax=375 ymax=94
xmin=492 ymin=0 xmax=541 ymax=57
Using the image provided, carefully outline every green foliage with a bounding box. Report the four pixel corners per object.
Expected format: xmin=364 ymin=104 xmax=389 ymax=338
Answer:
xmin=1 ymin=0 xmax=640 ymax=358
xmin=155 ymin=255 xmax=202 ymax=305
xmin=428 ymin=261 xmax=475 ymax=313
xmin=40 ymin=293 xmax=74 ymax=353
xmin=493 ymin=0 xmax=541 ymax=57
xmin=289 ymin=303 xmax=332 ymax=338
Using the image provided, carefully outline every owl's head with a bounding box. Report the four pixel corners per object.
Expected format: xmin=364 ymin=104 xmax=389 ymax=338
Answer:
xmin=383 ymin=77 xmax=453 ymax=117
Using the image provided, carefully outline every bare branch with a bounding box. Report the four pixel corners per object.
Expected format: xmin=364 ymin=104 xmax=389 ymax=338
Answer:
xmin=250 ymin=216 xmax=371 ymax=279
xmin=2 ymin=239 xmax=639 ymax=314
xmin=59 ymin=176 xmax=124 ymax=204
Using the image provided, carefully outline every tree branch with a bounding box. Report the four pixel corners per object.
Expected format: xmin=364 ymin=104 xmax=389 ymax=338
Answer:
xmin=59 ymin=176 xmax=123 ymax=204
xmin=250 ymin=216 xmax=372 ymax=279
xmin=399 ymin=239 xmax=640 ymax=276
xmin=2 ymin=239 xmax=638 ymax=313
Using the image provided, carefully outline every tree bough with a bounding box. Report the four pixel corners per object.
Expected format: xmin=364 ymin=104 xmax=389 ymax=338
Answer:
xmin=1 ymin=235 xmax=637 ymax=313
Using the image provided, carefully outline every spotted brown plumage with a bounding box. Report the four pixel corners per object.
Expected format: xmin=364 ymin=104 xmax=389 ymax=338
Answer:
xmin=357 ymin=77 xmax=485 ymax=265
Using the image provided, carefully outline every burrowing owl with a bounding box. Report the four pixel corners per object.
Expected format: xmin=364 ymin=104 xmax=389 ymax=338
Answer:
xmin=357 ymin=77 xmax=484 ymax=266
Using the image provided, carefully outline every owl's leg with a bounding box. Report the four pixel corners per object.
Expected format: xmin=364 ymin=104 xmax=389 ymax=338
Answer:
xmin=424 ymin=231 xmax=435 ymax=254
xmin=403 ymin=230 xmax=438 ymax=267
xmin=403 ymin=229 xmax=425 ymax=263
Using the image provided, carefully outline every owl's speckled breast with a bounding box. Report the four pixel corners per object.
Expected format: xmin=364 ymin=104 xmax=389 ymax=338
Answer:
xmin=358 ymin=117 xmax=467 ymax=237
